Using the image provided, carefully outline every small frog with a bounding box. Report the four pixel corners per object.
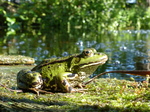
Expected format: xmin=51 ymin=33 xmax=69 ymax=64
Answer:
xmin=17 ymin=48 xmax=108 ymax=93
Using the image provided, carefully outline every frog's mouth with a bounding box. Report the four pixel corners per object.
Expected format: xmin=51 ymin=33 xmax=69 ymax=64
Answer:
xmin=79 ymin=56 xmax=108 ymax=69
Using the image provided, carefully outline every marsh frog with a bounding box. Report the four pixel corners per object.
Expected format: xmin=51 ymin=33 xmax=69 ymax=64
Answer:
xmin=17 ymin=48 xmax=108 ymax=93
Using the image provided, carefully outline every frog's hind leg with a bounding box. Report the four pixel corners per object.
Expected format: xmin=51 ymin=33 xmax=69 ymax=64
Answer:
xmin=17 ymin=69 xmax=43 ymax=90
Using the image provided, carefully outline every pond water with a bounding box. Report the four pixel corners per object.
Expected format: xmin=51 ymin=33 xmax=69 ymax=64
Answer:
xmin=0 ymin=29 xmax=150 ymax=81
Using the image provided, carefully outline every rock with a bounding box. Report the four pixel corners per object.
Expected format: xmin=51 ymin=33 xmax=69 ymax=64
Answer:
xmin=0 ymin=55 xmax=35 ymax=65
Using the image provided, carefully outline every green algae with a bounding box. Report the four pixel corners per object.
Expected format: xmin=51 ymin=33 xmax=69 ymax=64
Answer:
xmin=0 ymin=66 xmax=150 ymax=112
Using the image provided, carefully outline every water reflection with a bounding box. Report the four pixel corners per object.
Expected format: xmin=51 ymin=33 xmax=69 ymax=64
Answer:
xmin=0 ymin=29 xmax=150 ymax=81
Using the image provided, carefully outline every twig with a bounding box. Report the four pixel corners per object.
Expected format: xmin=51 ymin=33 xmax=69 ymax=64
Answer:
xmin=83 ymin=70 xmax=150 ymax=85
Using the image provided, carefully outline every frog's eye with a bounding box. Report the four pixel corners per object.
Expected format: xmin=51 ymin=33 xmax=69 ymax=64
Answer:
xmin=83 ymin=49 xmax=93 ymax=57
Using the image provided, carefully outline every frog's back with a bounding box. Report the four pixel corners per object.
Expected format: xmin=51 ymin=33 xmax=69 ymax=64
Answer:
xmin=32 ymin=54 xmax=79 ymax=71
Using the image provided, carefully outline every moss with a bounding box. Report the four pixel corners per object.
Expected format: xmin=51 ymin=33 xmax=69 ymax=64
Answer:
xmin=0 ymin=66 xmax=150 ymax=112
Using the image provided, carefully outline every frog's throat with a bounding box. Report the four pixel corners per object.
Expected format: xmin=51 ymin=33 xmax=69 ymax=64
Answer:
xmin=79 ymin=56 xmax=108 ymax=68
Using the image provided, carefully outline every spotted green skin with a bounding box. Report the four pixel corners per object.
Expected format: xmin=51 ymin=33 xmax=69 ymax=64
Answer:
xmin=17 ymin=69 xmax=43 ymax=90
xmin=17 ymin=48 xmax=108 ymax=93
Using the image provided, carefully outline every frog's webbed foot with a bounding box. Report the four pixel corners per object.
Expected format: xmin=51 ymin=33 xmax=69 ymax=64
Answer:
xmin=28 ymin=88 xmax=40 ymax=97
xmin=74 ymin=83 xmax=86 ymax=88
xmin=28 ymin=88 xmax=54 ymax=97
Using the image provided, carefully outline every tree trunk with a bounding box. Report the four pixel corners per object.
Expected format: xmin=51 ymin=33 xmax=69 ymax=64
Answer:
xmin=147 ymin=0 xmax=150 ymax=7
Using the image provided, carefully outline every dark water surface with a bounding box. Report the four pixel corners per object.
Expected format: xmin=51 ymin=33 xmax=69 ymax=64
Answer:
xmin=0 ymin=29 xmax=150 ymax=81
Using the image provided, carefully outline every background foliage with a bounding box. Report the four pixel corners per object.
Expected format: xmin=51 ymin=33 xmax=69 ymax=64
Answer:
xmin=0 ymin=0 xmax=149 ymax=32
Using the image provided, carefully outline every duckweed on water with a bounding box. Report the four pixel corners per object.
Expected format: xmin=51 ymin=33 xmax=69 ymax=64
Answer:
xmin=0 ymin=66 xmax=150 ymax=112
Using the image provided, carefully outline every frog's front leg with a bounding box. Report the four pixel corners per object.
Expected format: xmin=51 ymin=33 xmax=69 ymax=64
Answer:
xmin=61 ymin=79 xmax=87 ymax=93
xmin=59 ymin=72 xmax=87 ymax=93
xmin=66 ymin=72 xmax=87 ymax=88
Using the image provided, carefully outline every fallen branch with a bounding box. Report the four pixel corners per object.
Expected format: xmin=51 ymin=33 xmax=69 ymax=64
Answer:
xmin=0 ymin=83 xmax=23 ymax=93
xmin=84 ymin=70 xmax=150 ymax=85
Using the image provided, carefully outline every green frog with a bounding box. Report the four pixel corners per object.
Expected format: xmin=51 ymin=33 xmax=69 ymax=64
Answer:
xmin=17 ymin=48 xmax=108 ymax=93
